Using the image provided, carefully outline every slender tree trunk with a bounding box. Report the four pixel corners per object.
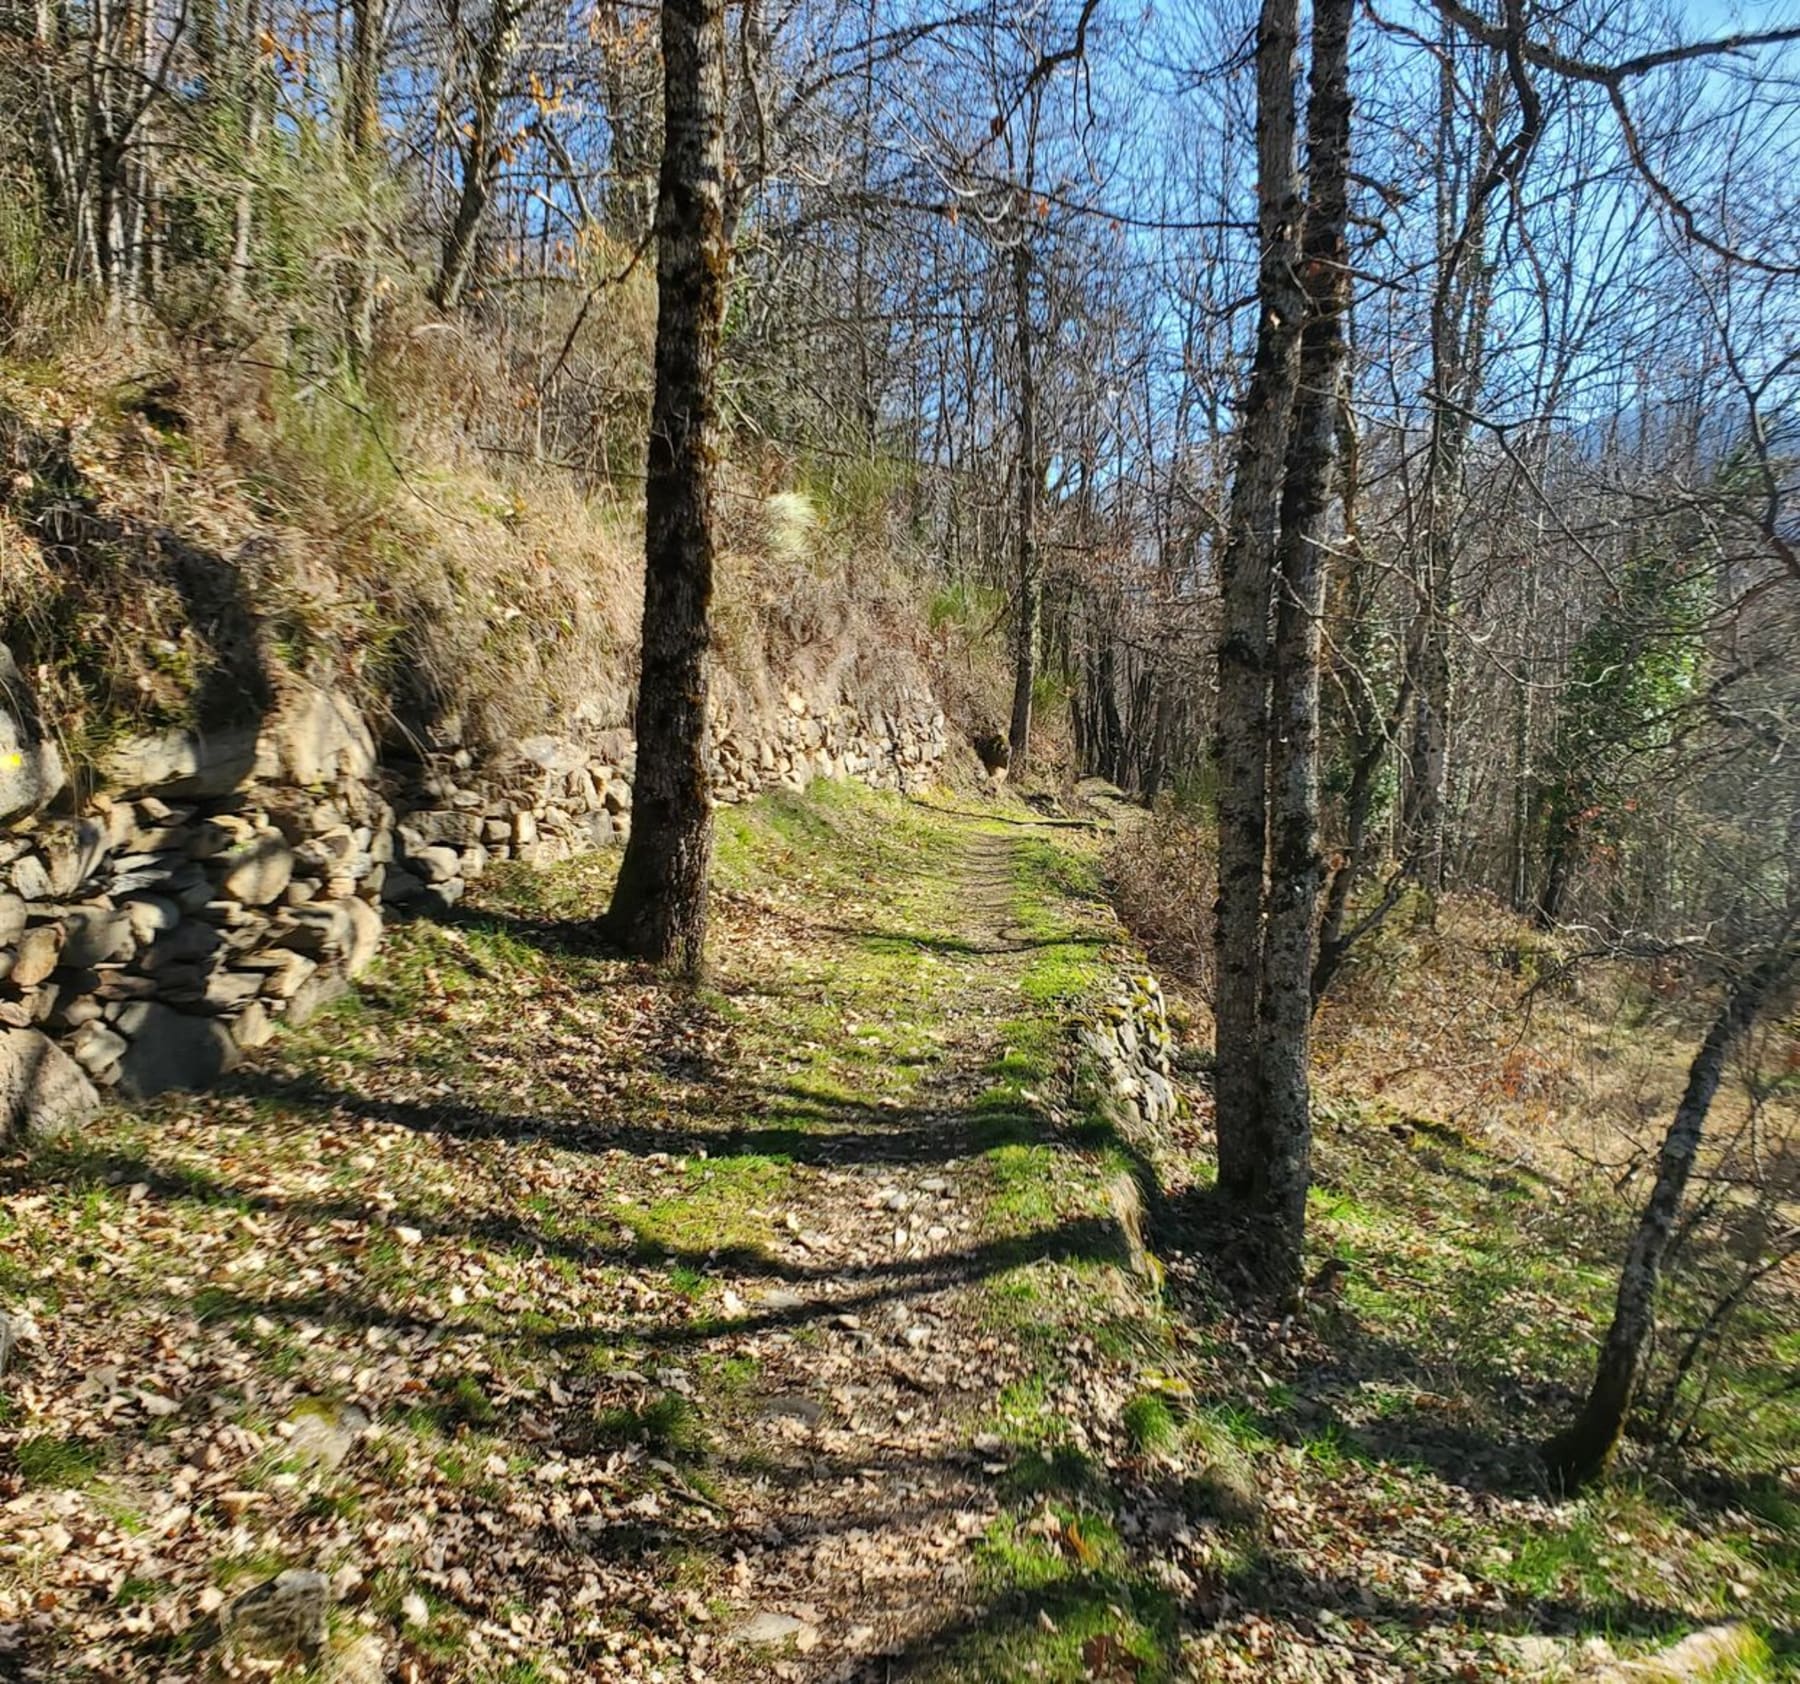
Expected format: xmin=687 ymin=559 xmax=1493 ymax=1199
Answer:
xmin=1142 ymin=677 xmax=1172 ymax=805
xmin=431 ymin=0 xmax=522 ymax=311
xmin=1098 ymin=638 xmax=1125 ymax=784
xmin=1212 ymin=0 xmax=1303 ymax=1201
xmin=1252 ymin=0 xmax=1355 ymax=1292
xmin=598 ymin=0 xmax=661 ymax=244
xmin=1314 ymin=373 xmax=1413 ymax=1006
xmin=1008 ymin=235 xmax=1039 ymax=772
xmin=600 ymin=0 xmax=728 ymax=976
xmin=225 ymin=0 xmax=267 ymax=316
xmin=1543 ymin=939 xmax=1797 ymax=1492
xmin=1402 ymin=55 xmax=1502 ymax=892
xmin=340 ymin=0 xmax=386 ymax=356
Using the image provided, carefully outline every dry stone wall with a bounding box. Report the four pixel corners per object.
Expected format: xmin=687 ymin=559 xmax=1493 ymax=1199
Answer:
xmin=1072 ymin=972 xmax=1181 ymax=1288
xmin=1075 ymin=972 xmax=1181 ymax=1152
xmin=0 ymin=663 xmax=945 ymax=1135
xmin=383 ymin=684 xmax=946 ymax=913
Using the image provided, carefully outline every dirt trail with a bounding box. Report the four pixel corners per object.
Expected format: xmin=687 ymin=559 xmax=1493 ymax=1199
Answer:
xmin=1 ymin=793 xmax=1148 ymax=1684
xmin=698 ymin=820 xmax=1062 ymax=1677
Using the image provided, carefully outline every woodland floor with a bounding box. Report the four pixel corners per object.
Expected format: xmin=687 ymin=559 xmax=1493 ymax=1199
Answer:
xmin=1 ymin=784 xmax=1795 ymax=1682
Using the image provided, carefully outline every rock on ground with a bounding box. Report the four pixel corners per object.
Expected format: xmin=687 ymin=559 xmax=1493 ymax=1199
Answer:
xmin=114 ymin=1004 xmax=239 ymax=1098
xmin=219 ymin=1568 xmax=330 ymax=1660
xmin=0 ymin=1027 xmax=101 ymax=1140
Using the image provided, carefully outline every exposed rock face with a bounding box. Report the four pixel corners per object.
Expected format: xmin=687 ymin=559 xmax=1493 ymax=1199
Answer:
xmin=0 ymin=1027 xmax=101 ymax=1139
xmin=0 ymin=649 xmax=65 ymax=825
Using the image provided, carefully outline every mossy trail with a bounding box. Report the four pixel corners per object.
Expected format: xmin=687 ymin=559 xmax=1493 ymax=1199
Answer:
xmin=5 ymin=784 xmax=1795 ymax=1684
xmin=627 ymin=802 xmax=1154 ymax=1675
xmin=0 ymin=786 xmax=1175 ymax=1682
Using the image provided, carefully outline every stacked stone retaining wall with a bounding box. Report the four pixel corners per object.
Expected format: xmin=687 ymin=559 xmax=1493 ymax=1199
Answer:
xmin=0 ymin=667 xmax=946 ymax=1134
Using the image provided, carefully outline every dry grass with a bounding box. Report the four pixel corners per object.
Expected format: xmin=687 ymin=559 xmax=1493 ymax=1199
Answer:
xmin=0 ymin=317 xmax=939 ymax=770
xmin=1107 ymin=803 xmax=1217 ymax=999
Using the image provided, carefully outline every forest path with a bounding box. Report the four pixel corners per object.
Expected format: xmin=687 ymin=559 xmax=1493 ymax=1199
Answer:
xmin=1 ymin=785 xmax=1167 ymax=1683
xmin=7 ymin=783 xmax=1786 ymax=1684
xmin=678 ymin=805 xmax=1134 ymax=1679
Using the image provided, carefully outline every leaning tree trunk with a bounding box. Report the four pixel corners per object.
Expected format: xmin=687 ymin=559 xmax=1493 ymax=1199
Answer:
xmin=1212 ymin=0 xmax=1304 ymax=1202
xmin=1251 ymin=0 xmax=1354 ymax=1294
xmin=600 ymin=0 xmax=728 ymax=976
xmin=1008 ymin=235 xmax=1039 ymax=773
xmin=1543 ymin=939 xmax=1797 ymax=1492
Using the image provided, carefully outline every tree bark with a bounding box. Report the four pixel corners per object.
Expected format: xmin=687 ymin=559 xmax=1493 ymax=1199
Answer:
xmin=1008 ymin=235 xmax=1039 ymax=773
xmin=1252 ymin=0 xmax=1355 ymax=1291
xmin=600 ymin=0 xmax=728 ymax=977
xmin=1212 ymin=0 xmax=1303 ymax=1202
xmin=1543 ymin=939 xmax=1797 ymax=1491
xmin=430 ymin=0 xmax=524 ymax=311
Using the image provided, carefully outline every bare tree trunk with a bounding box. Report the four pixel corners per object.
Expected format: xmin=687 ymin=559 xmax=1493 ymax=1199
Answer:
xmin=1142 ymin=675 xmax=1172 ymax=805
xmin=339 ymin=0 xmax=386 ymax=355
xmin=1402 ymin=53 xmax=1504 ymax=891
xmin=431 ymin=0 xmax=524 ymax=311
xmin=1313 ymin=374 xmax=1414 ymax=1005
xmin=1543 ymin=938 xmax=1798 ymax=1492
xmin=1008 ymin=235 xmax=1039 ymax=772
xmin=1212 ymin=0 xmax=1303 ymax=1202
xmin=1251 ymin=0 xmax=1354 ymax=1292
xmin=600 ymin=0 xmax=728 ymax=976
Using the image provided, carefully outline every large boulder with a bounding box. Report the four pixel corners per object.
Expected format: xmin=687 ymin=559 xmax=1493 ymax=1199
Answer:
xmin=0 ymin=1028 xmax=101 ymax=1140
xmin=264 ymin=684 xmax=375 ymax=788
xmin=101 ymin=724 xmax=259 ymax=797
xmin=114 ymin=1003 xmax=238 ymax=1098
xmin=0 ymin=648 xmax=66 ymax=825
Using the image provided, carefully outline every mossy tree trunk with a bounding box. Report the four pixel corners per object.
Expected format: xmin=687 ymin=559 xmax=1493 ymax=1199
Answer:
xmin=1543 ymin=937 xmax=1797 ymax=1492
xmin=1252 ymin=0 xmax=1355 ymax=1293
xmin=601 ymin=0 xmax=728 ymax=977
xmin=1212 ymin=0 xmax=1303 ymax=1206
